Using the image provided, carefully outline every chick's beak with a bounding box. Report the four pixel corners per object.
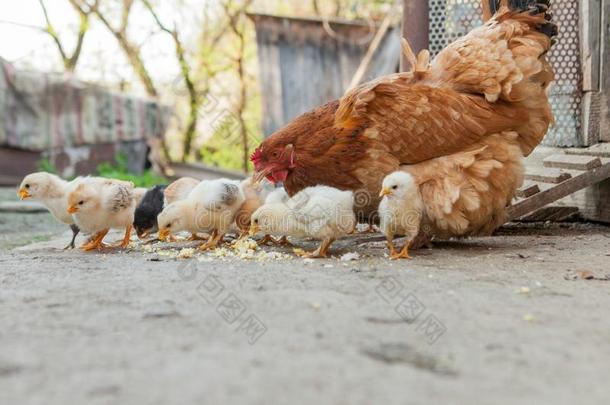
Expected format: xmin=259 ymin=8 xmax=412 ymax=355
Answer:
xmin=249 ymin=224 xmax=260 ymax=236
xmin=18 ymin=188 xmax=31 ymax=200
xmin=379 ymin=187 xmax=392 ymax=198
xmin=136 ymin=229 xmax=150 ymax=240
xmin=159 ymin=228 xmax=171 ymax=242
xmin=67 ymin=205 xmax=78 ymax=214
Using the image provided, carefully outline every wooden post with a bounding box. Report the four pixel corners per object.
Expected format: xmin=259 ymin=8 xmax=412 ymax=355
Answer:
xmin=401 ymin=0 xmax=429 ymax=71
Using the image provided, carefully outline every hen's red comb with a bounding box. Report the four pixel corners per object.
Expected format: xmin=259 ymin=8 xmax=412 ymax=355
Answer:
xmin=250 ymin=147 xmax=263 ymax=163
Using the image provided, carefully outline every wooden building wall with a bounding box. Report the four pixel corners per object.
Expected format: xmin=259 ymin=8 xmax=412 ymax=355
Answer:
xmin=249 ymin=14 xmax=400 ymax=136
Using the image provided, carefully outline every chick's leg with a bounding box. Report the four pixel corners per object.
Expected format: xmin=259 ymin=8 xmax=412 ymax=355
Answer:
xmin=199 ymin=230 xmax=224 ymax=251
xmin=115 ymin=224 xmax=132 ymax=249
xmin=64 ymin=224 xmax=80 ymax=250
xmin=257 ymin=234 xmax=274 ymax=246
xmin=385 ymin=235 xmax=398 ymax=258
xmin=82 ymin=229 xmax=109 ymax=251
xmin=276 ymin=236 xmax=293 ymax=247
xmin=298 ymin=238 xmax=334 ymax=259
xmin=391 ymin=240 xmax=414 ymax=260
xmin=188 ymin=233 xmax=207 ymax=242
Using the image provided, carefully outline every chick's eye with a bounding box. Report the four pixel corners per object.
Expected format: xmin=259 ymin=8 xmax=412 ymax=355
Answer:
xmin=167 ymin=223 xmax=171 ymax=228
xmin=254 ymin=219 xmax=259 ymax=224
xmin=78 ymin=200 xmax=84 ymax=205
xmin=392 ymin=185 xmax=398 ymax=190
xmin=25 ymin=184 xmax=30 ymax=189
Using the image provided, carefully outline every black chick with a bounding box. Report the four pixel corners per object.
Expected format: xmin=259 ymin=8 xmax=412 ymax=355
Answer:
xmin=134 ymin=185 xmax=167 ymax=238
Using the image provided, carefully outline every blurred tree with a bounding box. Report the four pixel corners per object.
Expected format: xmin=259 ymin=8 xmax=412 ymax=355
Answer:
xmin=37 ymin=0 xmax=100 ymax=72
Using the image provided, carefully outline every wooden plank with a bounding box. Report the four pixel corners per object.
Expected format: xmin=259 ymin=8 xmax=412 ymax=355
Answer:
xmin=516 ymin=184 xmax=540 ymax=198
xmin=509 ymin=162 xmax=610 ymax=220
xmin=543 ymin=154 xmax=602 ymax=171
xmin=565 ymin=143 xmax=610 ymax=158
xmin=579 ymin=0 xmax=602 ymax=92
xmin=518 ymin=206 xmax=580 ymax=222
xmin=524 ymin=168 xmax=572 ymax=184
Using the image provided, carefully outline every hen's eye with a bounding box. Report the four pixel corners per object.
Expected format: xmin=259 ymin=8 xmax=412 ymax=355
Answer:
xmin=392 ymin=185 xmax=398 ymax=190
xmin=78 ymin=201 xmax=84 ymax=205
xmin=271 ymin=151 xmax=279 ymax=158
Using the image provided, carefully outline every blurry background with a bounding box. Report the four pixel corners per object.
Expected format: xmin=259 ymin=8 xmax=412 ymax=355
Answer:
xmin=0 ymin=0 xmax=607 ymax=187
xmin=0 ymin=0 xmax=396 ymax=184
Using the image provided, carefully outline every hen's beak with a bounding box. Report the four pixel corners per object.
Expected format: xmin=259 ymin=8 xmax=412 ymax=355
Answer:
xmin=379 ymin=187 xmax=392 ymax=197
xmin=249 ymin=224 xmax=260 ymax=236
xmin=159 ymin=228 xmax=171 ymax=242
xmin=18 ymin=188 xmax=31 ymax=200
xmin=67 ymin=205 xmax=79 ymax=214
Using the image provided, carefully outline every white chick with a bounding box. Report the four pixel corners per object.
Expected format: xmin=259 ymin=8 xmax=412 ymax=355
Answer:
xmin=67 ymin=177 xmax=136 ymax=251
xmin=378 ymin=172 xmax=424 ymax=260
xmin=160 ymin=177 xmax=204 ymax=241
xmin=157 ymin=178 xmax=245 ymax=250
xmin=18 ymin=172 xmax=82 ymax=249
xmin=251 ymin=186 xmax=356 ymax=258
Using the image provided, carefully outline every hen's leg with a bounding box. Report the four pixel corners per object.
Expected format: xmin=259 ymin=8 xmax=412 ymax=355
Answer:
xmin=391 ymin=240 xmax=414 ymax=260
xmin=82 ymin=229 xmax=109 ymax=251
xmin=64 ymin=224 xmax=80 ymax=250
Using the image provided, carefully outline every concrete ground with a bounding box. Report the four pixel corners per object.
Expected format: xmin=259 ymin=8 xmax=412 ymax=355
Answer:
xmin=1 ymin=187 xmax=609 ymax=405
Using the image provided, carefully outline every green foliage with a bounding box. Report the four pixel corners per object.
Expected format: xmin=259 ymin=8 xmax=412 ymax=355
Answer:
xmin=37 ymin=158 xmax=58 ymax=174
xmin=96 ymin=153 xmax=167 ymax=188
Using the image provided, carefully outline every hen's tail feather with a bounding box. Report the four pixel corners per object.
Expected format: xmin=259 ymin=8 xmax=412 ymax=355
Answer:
xmin=484 ymin=1 xmax=557 ymax=41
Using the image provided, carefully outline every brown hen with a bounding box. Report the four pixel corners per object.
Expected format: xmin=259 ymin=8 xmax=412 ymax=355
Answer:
xmin=252 ymin=1 xmax=556 ymax=238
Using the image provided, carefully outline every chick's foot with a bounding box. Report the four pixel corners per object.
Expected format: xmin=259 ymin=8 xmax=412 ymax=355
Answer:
xmin=296 ymin=238 xmax=333 ymax=259
xmin=81 ymin=229 xmax=110 ymax=252
xmin=113 ymin=225 xmax=132 ymax=249
xmin=391 ymin=240 xmax=414 ymax=260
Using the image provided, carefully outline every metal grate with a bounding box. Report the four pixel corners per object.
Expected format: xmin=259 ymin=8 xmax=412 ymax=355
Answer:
xmin=428 ymin=0 xmax=583 ymax=147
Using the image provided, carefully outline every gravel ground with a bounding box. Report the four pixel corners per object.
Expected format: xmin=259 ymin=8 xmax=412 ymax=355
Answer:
xmin=1 ymin=187 xmax=610 ymax=405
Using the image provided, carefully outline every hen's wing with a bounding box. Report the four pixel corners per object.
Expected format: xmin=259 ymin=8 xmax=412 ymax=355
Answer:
xmin=336 ymin=80 xmax=523 ymax=164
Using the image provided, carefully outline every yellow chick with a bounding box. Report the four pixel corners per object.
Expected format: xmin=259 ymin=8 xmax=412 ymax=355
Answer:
xmin=158 ymin=178 xmax=245 ymax=250
xmin=162 ymin=177 xmax=203 ymax=241
xmin=251 ymin=186 xmax=356 ymax=258
xmin=18 ymin=172 xmax=82 ymax=249
xmin=133 ymin=187 xmax=148 ymax=207
xmin=163 ymin=177 xmax=200 ymax=205
xmin=67 ymin=177 xmax=136 ymax=251
xmin=233 ymin=177 xmax=276 ymax=239
xmin=378 ymin=172 xmax=424 ymax=260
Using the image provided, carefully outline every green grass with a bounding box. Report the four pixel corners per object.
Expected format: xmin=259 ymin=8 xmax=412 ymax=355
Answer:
xmin=96 ymin=153 xmax=168 ymax=188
